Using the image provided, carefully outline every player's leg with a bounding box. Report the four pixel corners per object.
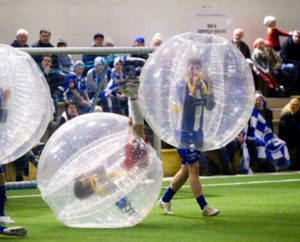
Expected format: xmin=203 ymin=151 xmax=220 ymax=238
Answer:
xmin=187 ymin=152 xmax=219 ymax=216
xmin=0 ymin=166 xmax=14 ymax=223
xmin=158 ymin=148 xmax=191 ymax=215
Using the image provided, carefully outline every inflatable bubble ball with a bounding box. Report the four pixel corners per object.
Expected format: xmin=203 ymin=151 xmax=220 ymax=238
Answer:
xmin=37 ymin=112 xmax=163 ymax=228
xmin=0 ymin=44 xmax=53 ymax=164
xmin=139 ymin=32 xmax=255 ymax=151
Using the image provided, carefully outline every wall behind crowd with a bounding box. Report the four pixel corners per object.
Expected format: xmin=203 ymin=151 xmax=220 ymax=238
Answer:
xmin=0 ymin=0 xmax=299 ymax=47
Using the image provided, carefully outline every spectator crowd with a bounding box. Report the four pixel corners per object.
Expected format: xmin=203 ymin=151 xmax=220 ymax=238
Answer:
xmin=6 ymin=15 xmax=300 ymax=177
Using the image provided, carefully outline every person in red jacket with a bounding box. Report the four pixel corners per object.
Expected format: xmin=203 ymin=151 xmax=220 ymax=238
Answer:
xmin=264 ymin=16 xmax=290 ymax=51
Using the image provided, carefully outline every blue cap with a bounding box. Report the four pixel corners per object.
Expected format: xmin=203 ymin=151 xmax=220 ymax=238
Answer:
xmin=135 ymin=36 xmax=145 ymax=43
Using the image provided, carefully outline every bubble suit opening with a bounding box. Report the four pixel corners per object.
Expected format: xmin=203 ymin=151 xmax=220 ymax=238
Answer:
xmin=139 ymin=32 xmax=255 ymax=151
xmin=0 ymin=44 xmax=53 ymax=164
xmin=37 ymin=113 xmax=163 ymax=228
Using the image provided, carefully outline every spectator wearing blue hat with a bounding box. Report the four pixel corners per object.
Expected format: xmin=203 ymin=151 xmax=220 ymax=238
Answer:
xmin=122 ymin=36 xmax=148 ymax=79
xmin=63 ymin=61 xmax=90 ymax=114
xmin=82 ymin=32 xmax=106 ymax=72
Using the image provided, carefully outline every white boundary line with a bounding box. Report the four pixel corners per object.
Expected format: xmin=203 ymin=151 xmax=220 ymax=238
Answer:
xmin=163 ymin=171 xmax=300 ymax=181
xmin=8 ymin=175 xmax=300 ymax=199
xmin=164 ymin=178 xmax=300 ymax=189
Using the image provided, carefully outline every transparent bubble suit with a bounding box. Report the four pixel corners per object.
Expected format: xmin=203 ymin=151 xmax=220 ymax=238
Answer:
xmin=37 ymin=113 xmax=163 ymax=228
xmin=139 ymin=32 xmax=255 ymax=151
xmin=0 ymin=44 xmax=53 ymax=164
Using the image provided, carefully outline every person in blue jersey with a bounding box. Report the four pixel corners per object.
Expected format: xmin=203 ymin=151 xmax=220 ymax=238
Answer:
xmin=63 ymin=61 xmax=90 ymax=114
xmin=158 ymin=57 xmax=219 ymax=216
xmin=94 ymin=57 xmax=132 ymax=114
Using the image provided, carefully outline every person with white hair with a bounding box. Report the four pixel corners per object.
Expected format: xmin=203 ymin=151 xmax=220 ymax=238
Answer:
xmin=150 ymin=33 xmax=163 ymax=47
xmin=231 ymin=28 xmax=251 ymax=59
xmin=10 ymin=28 xmax=29 ymax=48
xmin=263 ymin=16 xmax=290 ymax=51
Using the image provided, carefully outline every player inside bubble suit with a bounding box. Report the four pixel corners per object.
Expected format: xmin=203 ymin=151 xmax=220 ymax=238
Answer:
xmin=0 ymin=87 xmax=27 ymax=236
xmin=73 ymin=74 xmax=148 ymax=202
xmin=174 ymin=56 xmax=215 ymax=149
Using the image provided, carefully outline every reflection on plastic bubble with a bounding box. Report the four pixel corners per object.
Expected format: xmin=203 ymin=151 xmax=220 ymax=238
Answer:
xmin=0 ymin=44 xmax=53 ymax=164
xmin=139 ymin=32 xmax=254 ymax=151
xmin=37 ymin=113 xmax=163 ymax=228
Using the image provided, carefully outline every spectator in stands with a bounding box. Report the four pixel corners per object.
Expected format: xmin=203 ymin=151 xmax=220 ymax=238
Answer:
xmin=264 ymin=40 xmax=289 ymax=95
xmin=263 ymin=16 xmax=290 ymax=51
xmin=86 ymin=57 xmax=110 ymax=112
xmin=63 ymin=61 xmax=90 ymax=114
xmin=252 ymin=38 xmax=279 ymax=96
xmin=122 ymin=36 xmax=148 ymax=79
xmin=32 ymin=29 xmax=59 ymax=69
xmin=150 ymin=33 xmax=163 ymax=47
xmin=231 ymin=28 xmax=251 ymax=59
xmin=278 ymin=98 xmax=300 ymax=170
xmin=14 ymin=150 xmax=38 ymax=182
xmin=104 ymin=38 xmax=114 ymax=47
xmin=254 ymin=92 xmax=273 ymax=129
xmin=215 ymin=135 xmax=242 ymax=175
xmin=280 ymin=30 xmax=300 ymax=95
xmin=82 ymin=32 xmax=105 ymax=71
xmin=131 ymin=36 xmax=149 ymax=61
xmin=106 ymin=57 xmax=128 ymax=115
xmin=55 ymin=100 xmax=79 ymax=131
xmin=57 ymin=39 xmax=73 ymax=73
xmin=40 ymin=55 xmax=65 ymax=120
xmin=10 ymin=28 xmax=29 ymax=48
xmin=240 ymin=93 xmax=290 ymax=173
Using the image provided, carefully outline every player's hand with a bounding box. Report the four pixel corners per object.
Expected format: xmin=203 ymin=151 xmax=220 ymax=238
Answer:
xmin=80 ymin=99 xmax=89 ymax=107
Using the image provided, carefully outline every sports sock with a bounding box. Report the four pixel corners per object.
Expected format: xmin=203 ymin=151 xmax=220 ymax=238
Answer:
xmin=0 ymin=225 xmax=6 ymax=232
xmin=0 ymin=186 xmax=6 ymax=216
xmin=196 ymin=195 xmax=207 ymax=210
xmin=162 ymin=187 xmax=176 ymax=203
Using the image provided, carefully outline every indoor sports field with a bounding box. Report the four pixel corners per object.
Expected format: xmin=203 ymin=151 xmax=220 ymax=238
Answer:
xmin=4 ymin=172 xmax=300 ymax=242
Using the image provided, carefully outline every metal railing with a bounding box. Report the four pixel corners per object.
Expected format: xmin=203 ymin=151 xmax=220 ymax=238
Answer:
xmin=19 ymin=47 xmax=155 ymax=55
xmin=20 ymin=46 xmax=162 ymax=156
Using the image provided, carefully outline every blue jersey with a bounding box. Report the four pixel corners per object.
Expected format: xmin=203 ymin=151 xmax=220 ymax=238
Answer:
xmin=64 ymin=73 xmax=87 ymax=100
xmin=175 ymin=77 xmax=215 ymax=149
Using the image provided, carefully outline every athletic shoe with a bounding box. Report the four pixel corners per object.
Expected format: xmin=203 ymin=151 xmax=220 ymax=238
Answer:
xmin=0 ymin=215 xmax=14 ymax=224
xmin=157 ymin=199 xmax=173 ymax=215
xmin=2 ymin=227 xmax=27 ymax=236
xmin=202 ymin=205 xmax=220 ymax=216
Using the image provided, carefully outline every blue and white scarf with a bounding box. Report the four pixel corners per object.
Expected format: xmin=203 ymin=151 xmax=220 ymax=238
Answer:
xmin=240 ymin=108 xmax=290 ymax=174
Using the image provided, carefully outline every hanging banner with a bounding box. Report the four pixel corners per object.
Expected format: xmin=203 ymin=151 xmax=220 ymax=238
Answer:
xmin=189 ymin=5 xmax=234 ymax=39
